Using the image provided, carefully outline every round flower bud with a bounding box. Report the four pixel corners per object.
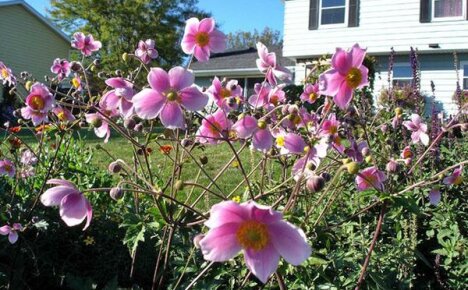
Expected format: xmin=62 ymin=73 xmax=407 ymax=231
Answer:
xmin=174 ymin=180 xmax=184 ymax=191
xmin=365 ymin=156 xmax=373 ymax=163
xmin=93 ymin=59 xmax=101 ymax=67
xmin=199 ymin=155 xmax=208 ymax=165
xmin=136 ymin=148 xmax=145 ymax=155
xmin=257 ymin=120 xmax=267 ymax=130
xmin=361 ymin=147 xmax=370 ymax=157
xmin=346 ymin=162 xmax=359 ymax=174
xmin=181 ymin=138 xmax=192 ymax=147
xmin=306 ymin=162 xmax=316 ymax=171
xmin=114 ymin=69 xmax=122 ymax=76
xmin=134 ymin=123 xmax=143 ymax=132
xmin=306 ymin=175 xmax=325 ymax=193
xmin=97 ymin=72 xmax=107 ymax=79
xmin=394 ymin=107 xmax=403 ymax=116
xmin=95 ymin=144 xmax=102 ymax=150
xmin=122 ymin=52 xmax=129 ymax=62
xmin=70 ymin=61 xmax=82 ymax=72
xmin=25 ymin=81 xmax=33 ymax=91
xmin=90 ymin=118 xmax=102 ymax=128
xmin=288 ymin=105 xmax=299 ymax=114
xmin=320 ymin=172 xmax=331 ymax=182
xmin=108 ymin=161 xmax=122 ymax=173
xmin=124 ymin=118 xmax=136 ymax=130
xmin=110 ymin=187 xmax=123 ymax=201
xmin=386 ymin=159 xmax=398 ymax=173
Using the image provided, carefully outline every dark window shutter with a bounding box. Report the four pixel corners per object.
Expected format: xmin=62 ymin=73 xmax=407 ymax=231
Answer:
xmin=420 ymin=0 xmax=431 ymax=23
xmin=466 ymin=0 xmax=468 ymax=20
xmin=348 ymin=0 xmax=360 ymax=27
xmin=309 ymin=0 xmax=319 ymax=30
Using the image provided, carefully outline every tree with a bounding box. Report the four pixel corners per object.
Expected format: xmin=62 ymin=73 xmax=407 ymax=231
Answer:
xmin=225 ymin=27 xmax=282 ymax=50
xmin=49 ymin=0 xmax=210 ymax=71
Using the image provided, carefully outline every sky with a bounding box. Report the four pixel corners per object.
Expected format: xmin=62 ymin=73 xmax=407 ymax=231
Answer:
xmin=14 ymin=0 xmax=285 ymax=35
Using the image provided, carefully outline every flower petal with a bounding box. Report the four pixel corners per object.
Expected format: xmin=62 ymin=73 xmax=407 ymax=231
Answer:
xmin=333 ymin=81 xmax=353 ymax=110
xmin=331 ymin=48 xmax=351 ymax=75
xmin=252 ymin=129 xmax=273 ymax=152
xmin=59 ymin=193 xmax=87 ymax=227
xmin=205 ymin=200 xmax=248 ymax=228
xmin=350 ymin=43 xmax=366 ymax=68
xmin=269 ymin=221 xmax=311 ymax=265
xmin=233 ymin=116 xmax=258 ymax=139
xmin=0 ymin=225 xmax=11 ymax=235
xmin=133 ymin=89 xmax=166 ymax=120
xmin=159 ymin=102 xmax=185 ymax=129
xmin=148 ymin=68 xmax=170 ymax=92
xmin=168 ymin=66 xmax=194 ymax=91
xmin=179 ymin=86 xmax=207 ymax=111
xmin=8 ymin=231 xmax=18 ymax=244
xmin=243 ymin=244 xmax=280 ymax=283
xmin=41 ymin=186 xmax=79 ymax=207
xmin=319 ymin=69 xmax=344 ymax=96
xmin=199 ymin=222 xmax=242 ymax=261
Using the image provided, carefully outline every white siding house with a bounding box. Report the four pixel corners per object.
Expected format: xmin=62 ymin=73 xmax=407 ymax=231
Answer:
xmin=283 ymin=0 xmax=468 ymax=114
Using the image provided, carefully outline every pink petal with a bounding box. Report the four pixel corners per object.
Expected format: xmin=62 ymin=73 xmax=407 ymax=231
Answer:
xmin=199 ymin=223 xmax=242 ymax=261
xmin=205 ymin=201 xmax=248 ymax=228
xmin=198 ymin=18 xmax=215 ymax=33
xmin=41 ymin=186 xmax=79 ymax=206
xmin=208 ymin=29 xmax=226 ymax=52
xmin=233 ymin=116 xmax=258 ymax=138
xmin=168 ymin=66 xmax=194 ymax=91
xmin=243 ymin=201 xmax=283 ymax=224
xmin=133 ymin=89 xmax=166 ymax=119
xmin=0 ymin=225 xmax=11 ymax=235
xmin=319 ymin=69 xmax=344 ymax=96
xmin=350 ymin=43 xmax=366 ymax=68
xmin=119 ymin=98 xmax=134 ymax=118
xmin=83 ymin=199 xmax=93 ymax=230
xmin=243 ymin=244 xmax=280 ymax=283
xmin=100 ymin=91 xmax=120 ymax=110
xmin=252 ymin=129 xmax=273 ymax=152
xmin=46 ymin=179 xmax=76 ymax=188
xmin=193 ymin=45 xmax=210 ymax=62
xmin=148 ymin=68 xmax=170 ymax=92
xmin=268 ymin=221 xmax=311 ymax=265
xmin=284 ymin=133 xmax=307 ymax=154
xmin=159 ymin=102 xmax=185 ymax=129
xmin=420 ymin=132 xmax=429 ymax=146
xmin=273 ymin=66 xmax=292 ymax=83
xmin=179 ymin=87 xmax=207 ymax=111
xmin=333 ymin=81 xmax=353 ymax=110
xmin=429 ymin=188 xmax=441 ymax=206
xmin=105 ymin=77 xmax=128 ymax=88
xmin=8 ymin=231 xmax=18 ymax=244
xmin=357 ymin=65 xmax=369 ymax=88
xmin=59 ymin=193 xmax=87 ymax=227
xmin=181 ymin=34 xmax=196 ymax=55
xmin=331 ymin=48 xmax=351 ymax=75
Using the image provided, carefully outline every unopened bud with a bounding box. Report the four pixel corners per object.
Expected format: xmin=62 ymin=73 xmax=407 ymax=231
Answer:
xmin=93 ymin=59 xmax=101 ymax=67
xmin=110 ymin=187 xmax=123 ymax=200
xmin=361 ymin=147 xmax=370 ymax=157
xmin=25 ymin=81 xmax=33 ymax=91
xmin=97 ymin=72 xmax=107 ymax=79
xmin=386 ymin=159 xmax=398 ymax=173
xmin=365 ymin=156 xmax=373 ymax=163
xmin=174 ymin=180 xmax=184 ymax=191
xmin=394 ymin=107 xmax=403 ymax=116
xmin=70 ymin=61 xmax=82 ymax=72
xmin=257 ymin=120 xmax=267 ymax=130
xmin=122 ymin=52 xmax=129 ymax=62
xmin=342 ymin=158 xmax=351 ymax=165
xmin=134 ymin=123 xmax=143 ymax=132
xmin=108 ymin=161 xmax=122 ymax=173
xmin=90 ymin=118 xmax=102 ymax=128
xmin=306 ymin=176 xmax=325 ymax=193
xmin=288 ymin=105 xmax=299 ymax=114
xmin=181 ymin=138 xmax=192 ymax=147
xmin=199 ymin=155 xmax=208 ymax=165
xmin=124 ymin=118 xmax=136 ymax=130
xmin=115 ymin=69 xmax=122 ymax=77
xmin=346 ymin=162 xmax=359 ymax=174
xmin=320 ymin=172 xmax=331 ymax=182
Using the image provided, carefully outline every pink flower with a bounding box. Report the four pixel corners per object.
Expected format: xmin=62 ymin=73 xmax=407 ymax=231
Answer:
xmin=0 ymin=61 xmax=16 ymax=86
xmin=71 ymin=32 xmax=102 ymax=56
xmin=275 ymin=132 xmax=307 ymax=155
xmin=356 ymin=166 xmax=387 ymax=191
xmin=344 ymin=139 xmax=368 ymax=163
xmin=100 ymin=77 xmax=135 ymax=118
xmin=135 ymin=39 xmax=158 ymax=64
xmin=0 ymin=159 xmax=15 ymax=177
xmin=133 ymin=66 xmax=207 ymax=129
xmin=443 ymin=165 xmax=463 ymax=186
xmin=207 ymin=77 xmax=243 ymax=111
xmin=0 ymin=223 xmax=23 ymax=244
xmin=40 ymin=179 xmax=92 ymax=230
xmin=319 ymin=43 xmax=369 ymax=110
xmin=85 ymin=110 xmax=116 ymax=143
xmin=50 ymin=58 xmax=71 ymax=80
xmin=53 ymin=106 xmax=75 ymax=122
xmin=71 ymin=74 xmax=82 ymax=91
xmin=300 ymin=83 xmax=320 ymax=104
xmin=233 ymin=115 xmax=273 ymax=152
xmin=256 ymin=42 xmax=292 ymax=85
xmin=199 ymin=200 xmax=311 ymax=283
xmin=400 ymin=146 xmax=413 ymax=159
xmin=428 ymin=187 xmax=441 ymax=206
xmin=291 ymin=139 xmax=328 ymax=180
xmin=402 ymin=114 xmax=429 ymax=146
xmin=20 ymin=82 xmax=55 ymax=126
xmin=20 ymin=150 xmax=38 ymax=166
xmin=320 ymin=114 xmax=344 ymax=152
xmin=248 ymin=82 xmax=271 ymax=108
xmin=181 ymin=18 xmax=226 ymax=62
xmin=196 ymin=110 xmax=232 ymax=144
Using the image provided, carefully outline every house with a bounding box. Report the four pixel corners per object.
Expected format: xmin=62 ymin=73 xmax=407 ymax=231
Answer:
xmin=191 ymin=46 xmax=295 ymax=97
xmin=283 ymin=0 xmax=468 ymax=114
xmin=0 ymin=0 xmax=70 ymax=89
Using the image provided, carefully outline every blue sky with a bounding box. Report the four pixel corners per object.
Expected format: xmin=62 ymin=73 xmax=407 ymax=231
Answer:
xmin=18 ymin=0 xmax=285 ymax=35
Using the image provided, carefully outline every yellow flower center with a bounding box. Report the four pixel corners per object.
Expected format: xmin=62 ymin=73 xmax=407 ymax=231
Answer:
xmin=276 ymin=136 xmax=285 ymax=147
xmin=257 ymin=120 xmax=267 ymax=130
xmin=4 ymin=164 xmax=11 ymax=172
xmin=72 ymin=78 xmax=80 ymax=88
xmin=220 ymin=88 xmax=231 ymax=99
xmin=236 ymin=220 xmax=269 ymax=251
xmin=166 ymin=90 xmax=179 ymax=102
xmin=346 ymin=67 xmax=362 ymax=89
xmin=232 ymin=196 xmax=241 ymax=203
xmin=195 ymin=32 xmax=210 ymax=47
xmin=270 ymin=95 xmax=279 ymax=106
xmin=329 ymin=125 xmax=337 ymax=135
xmin=309 ymin=93 xmax=317 ymax=102
xmin=1 ymin=68 xmax=9 ymax=79
xmin=57 ymin=111 xmax=66 ymax=121
xmin=30 ymin=95 xmax=45 ymax=110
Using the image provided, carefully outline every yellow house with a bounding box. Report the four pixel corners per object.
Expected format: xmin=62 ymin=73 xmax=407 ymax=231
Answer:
xmin=0 ymin=0 xmax=70 ymax=88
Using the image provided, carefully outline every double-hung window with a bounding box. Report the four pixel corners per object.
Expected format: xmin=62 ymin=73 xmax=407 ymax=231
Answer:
xmin=462 ymin=63 xmax=468 ymax=89
xmin=392 ymin=64 xmax=413 ymax=87
xmin=320 ymin=0 xmax=348 ymax=26
xmin=433 ymin=0 xmax=465 ymax=20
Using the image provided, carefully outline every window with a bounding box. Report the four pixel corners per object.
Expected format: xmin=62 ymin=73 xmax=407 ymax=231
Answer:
xmin=392 ymin=64 xmax=412 ymax=86
xmin=463 ymin=64 xmax=468 ymax=89
xmin=320 ymin=0 xmax=347 ymax=26
xmin=433 ymin=0 xmax=464 ymax=19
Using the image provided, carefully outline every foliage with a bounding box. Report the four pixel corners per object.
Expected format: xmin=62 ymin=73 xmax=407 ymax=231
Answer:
xmin=225 ymin=27 xmax=282 ymax=49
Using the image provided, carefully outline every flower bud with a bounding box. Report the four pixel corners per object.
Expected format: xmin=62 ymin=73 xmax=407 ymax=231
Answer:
xmin=110 ymin=187 xmax=123 ymax=201
xmin=346 ymin=162 xmax=359 ymax=174
xmin=394 ymin=107 xmax=403 ymax=116
xmin=97 ymin=72 xmax=107 ymax=79
xmin=288 ymin=105 xmax=299 ymax=114
xmin=257 ymin=120 xmax=267 ymax=130
xmin=306 ymin=175 xmax=325 ymax=193
xmin=124 ymin=118 xmax=136 ymax=130
xmin=93 ymin=59 xmax=101 ymax=67
xmin=114 ymin=69 xmax=122 ymax=76
xmin=320 ymin=172 xmax=331 ymax=182
xmin=181 ymin=138 xmax=192 ymax=147
xmin=95 ymin=144 xmax=102 ymax=150
xmin=90 ymin=118 xmax=102 ymax=128
xmin=365 ymin=156 xmax=373 ymax=163
xmin=122 ymin=52 xmax=129 ymax=62
xmin=70 ymin=61 xmax=82 ymax=72
xmin=174 ymin=179 xmax=184 ymax=191
xmin=361 ymin=147 xmax=370 ymax=157
xmin=199 ymin=155 xmax=208 ymax=165
xmin=386 ymin=159 xmax=398 ymax=173
xmin=134 ymin=123 xmax=143 ymax=132
xmin=341 ymin=158 xmax=351 ymax=165
xmin=108 ymin=161 xmax=122 ymax=173
xmin=25 ymin=81 xmax=33 ymax=91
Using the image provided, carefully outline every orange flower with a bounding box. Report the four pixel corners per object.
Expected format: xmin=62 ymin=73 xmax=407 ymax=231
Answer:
xmin=159 ymin=145 xmax=173 ymax=155
xmin=8 ymin=126 xmax=21 ymax=133
xmin=35 ymin=124 xmax=51 ymax=133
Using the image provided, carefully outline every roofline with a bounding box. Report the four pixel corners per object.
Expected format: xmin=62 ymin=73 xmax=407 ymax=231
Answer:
xmin=193 ymin=67 xmax=295 ymax=77
xmin=287 ymin=49 xmax=468 ymax=60
xmin=0 ymin=0 xmax=70 ymax=43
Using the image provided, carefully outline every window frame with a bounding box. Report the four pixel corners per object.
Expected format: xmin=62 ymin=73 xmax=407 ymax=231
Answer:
xmin=460 ymin=61 xmax=468 ymax=90
xmin=391 ymin=63 xmax=413 ymax=87
xmin=432 ymin=0 xmax=466 ymax=21
xmin=319 ymin=0 xmax=349 ymax=28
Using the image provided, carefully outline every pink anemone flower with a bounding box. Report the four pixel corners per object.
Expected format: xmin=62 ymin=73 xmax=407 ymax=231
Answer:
xmin=319 ymin=43 xmax=369 ymax=110
xmin=85 ymin=108 xmax=117 ymax=143
xmin=0 ymin=61 xmax=16 ymax=87
xmin=443 ymin=165 xmax=463 ymax=186
xmin=50 ymin=58 xmax=71 ymax=80
xmin=300 ymin=83 xmax=320 ymax=104
xmin=233 ymin=115 xmax=273 ymax=152
xmin=196 ymin=110 xmax=232 ymax=144
xmin=181 ymin=18 xmax=226 ymax=62
xmin=40 ymin=179 xmax=92 ymax=230
xmin=402 ymin=114 xmax=429 ymax=146
xmin=256 ymin=42 xmax=292 ymax=85
xmin=0 ymin=223 xmax=23 ymax=244
xmin=20 ymin=82 xmax=55 ymax=126
xmin=133 ymin=66 xmax=208 ymax=129
xmin=275 ymin=132 xmax=307 ymax=155
xmin=100 ymin=77 xmax=135 ymax=118
xmin=71 ymin=32 xmax=102 ymax=56
xmin=0 ymin=159 xmax=15 ymax=177
xmin=135 ymin=39 xmax=158 ymax=64
xmin=199 ymin=200 xmax=311 ymax=283
xmin=320 ymin=114 xmax=344 ymax=152
xmin=53 ymin=106 xmax=75 ymax=122
xmin=356 ymin=166 xmax=387 ymax=191
xmin=207 ymin=77 xmax=243 ymax=111
xmin=248 ymin=82 xmax=272 ymax=109
xmin=345 ymin=139 xmax=369 ymax=163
